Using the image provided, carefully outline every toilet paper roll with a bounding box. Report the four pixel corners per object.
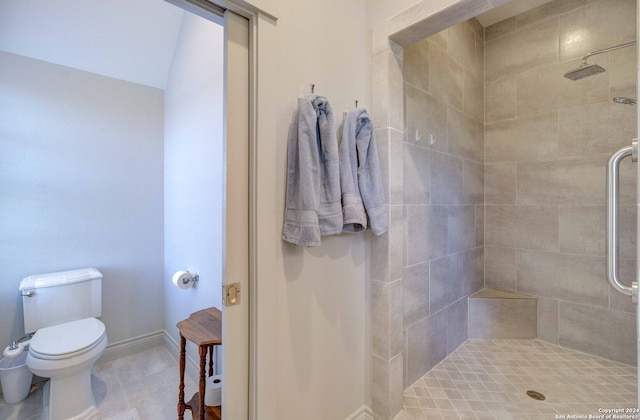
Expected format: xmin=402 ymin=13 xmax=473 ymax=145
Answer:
xmin=172 ymin=271 xmax=193 ymax=290
xmin=3 ymin=342 xmax=23 ymax=359
xmin=205 ymin=374 xmax=222 ymax=407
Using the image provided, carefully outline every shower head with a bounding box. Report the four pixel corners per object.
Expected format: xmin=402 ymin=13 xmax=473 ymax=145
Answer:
xmin=613 ymin=97 xmax=637 ymax=105
xmin=564 ymin=41 xmax=636 ymax=81
xmin=564 ymin=62 xmax=606 ymax=80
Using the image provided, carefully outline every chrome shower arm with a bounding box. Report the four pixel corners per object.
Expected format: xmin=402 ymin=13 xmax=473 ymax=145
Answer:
xmin=582 ymin=40 xmax=637 ymax=63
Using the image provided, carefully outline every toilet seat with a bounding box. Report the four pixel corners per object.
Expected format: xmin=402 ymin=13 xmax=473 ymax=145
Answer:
xmin=29 ymin=317 xmax=106 ymax=361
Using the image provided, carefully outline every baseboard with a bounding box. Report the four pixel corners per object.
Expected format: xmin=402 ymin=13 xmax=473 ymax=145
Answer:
xmin=345 ymin=405 xmax=374 ymax=420
xmin=163 ymin=331 xmax=201 ymax=383
xmin=99 ymin=330 xmax=165 ymax=364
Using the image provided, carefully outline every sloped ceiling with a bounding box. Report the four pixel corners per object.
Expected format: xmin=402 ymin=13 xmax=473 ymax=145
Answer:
xmin=0 ymin=0 xmax=184 ymax=89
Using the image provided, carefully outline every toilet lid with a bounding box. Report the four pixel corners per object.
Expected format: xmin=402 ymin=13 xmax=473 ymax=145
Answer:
xmin=30 ymin=317 xmax=106 ymax=359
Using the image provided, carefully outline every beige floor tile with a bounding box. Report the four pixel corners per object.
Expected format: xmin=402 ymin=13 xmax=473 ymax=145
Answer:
xmin=401 ymin=339 xmax=637 ymax=418
xmin=0 ymin=346 xmax=198 ymax=420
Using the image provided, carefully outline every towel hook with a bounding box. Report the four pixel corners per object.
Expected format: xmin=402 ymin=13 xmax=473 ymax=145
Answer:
xmin=355 ymin=100 xmax=359 ymax=108
xmin=310 ymin=84 xmax=315 ymax=94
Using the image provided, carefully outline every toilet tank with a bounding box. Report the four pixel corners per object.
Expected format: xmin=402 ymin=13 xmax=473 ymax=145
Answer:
xmin=19 ymin=268 xmax=103 ymax=334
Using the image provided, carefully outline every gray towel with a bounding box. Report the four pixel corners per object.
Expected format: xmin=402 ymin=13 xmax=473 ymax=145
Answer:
xmin=282 ymin=95 xmax=343 ymax=246
xmin=340 ymin=109 xmax=388 ymax=235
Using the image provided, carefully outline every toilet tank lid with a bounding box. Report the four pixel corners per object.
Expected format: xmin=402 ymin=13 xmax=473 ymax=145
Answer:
xmin=19 ymin=268 xmax=102 ymax=290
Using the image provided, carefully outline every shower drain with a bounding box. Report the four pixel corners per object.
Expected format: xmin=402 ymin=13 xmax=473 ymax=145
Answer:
xmin=526 ymin=390 xmax=547 ymax=401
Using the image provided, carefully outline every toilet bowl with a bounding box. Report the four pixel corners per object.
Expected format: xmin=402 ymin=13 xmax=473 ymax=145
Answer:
xmin=20 ymin=268 xmax=107 ymax=420
xmin=27 ymin=317 xmax=107 ymax=420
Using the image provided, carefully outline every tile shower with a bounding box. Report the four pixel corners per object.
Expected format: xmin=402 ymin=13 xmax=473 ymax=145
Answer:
xmin=371 ymin=0 xmax=638 ymax=418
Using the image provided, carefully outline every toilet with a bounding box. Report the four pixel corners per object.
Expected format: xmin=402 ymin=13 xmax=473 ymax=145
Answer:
xmin=19 ymin=268 xmax=108 ymax=420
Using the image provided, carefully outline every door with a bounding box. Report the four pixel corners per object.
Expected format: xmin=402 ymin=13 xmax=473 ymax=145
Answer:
xmin=607 ymin=5 xmax=640 ymax=410
xmin=223 ymin=9 xmax=250 ymax=420
xmin=165 ymin=1 xmax=252 ymax=417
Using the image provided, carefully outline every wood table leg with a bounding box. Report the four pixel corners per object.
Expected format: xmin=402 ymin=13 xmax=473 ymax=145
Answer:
xmin=178 ymin=335 xmax=187 ymax=420
xmin=208 ymin=345 xmax=214 ymax=377
xmin=199 ymin=345 xmax=207 ymax=420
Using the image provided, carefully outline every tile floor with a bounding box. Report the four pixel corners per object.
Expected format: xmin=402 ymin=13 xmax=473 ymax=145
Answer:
xmin=401 ymin=339 xmax=638 ymax=420
xmin=0 ymin=345 xmax=196 ymax=420
xmin=2 ymin=339 xmax=636 ymax=419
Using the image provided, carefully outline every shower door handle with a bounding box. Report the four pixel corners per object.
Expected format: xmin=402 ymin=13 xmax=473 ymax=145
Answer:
xmin=606 ymin=140 xmax=638 ymax=302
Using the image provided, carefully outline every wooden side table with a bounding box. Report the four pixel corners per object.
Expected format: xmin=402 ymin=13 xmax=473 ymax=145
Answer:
xmin=177 ymin=307 xmax=223 ymax=420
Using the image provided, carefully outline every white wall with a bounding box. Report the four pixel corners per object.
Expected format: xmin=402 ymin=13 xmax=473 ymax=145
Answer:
xmin=251 ymin=1 xmax=487 ymax=418
xmin=163 ymin=12 xmax=224 ymax=352
xmin=0 ymin=0 xmax=184 ymax=89
xmin=0 ymin=51 xmax=164 ymax=347
xmin=252 ymin=1 xmax=370 ymax=418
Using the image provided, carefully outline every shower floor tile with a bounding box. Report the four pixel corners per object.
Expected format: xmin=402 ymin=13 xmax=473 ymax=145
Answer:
xmin=402 ymin=339 xmax=638 ymax=419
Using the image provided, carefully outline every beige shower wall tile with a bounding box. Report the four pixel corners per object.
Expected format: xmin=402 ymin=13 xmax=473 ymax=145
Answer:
xmin=372 ymin=205 xmax=403 ymax=282
xmin=431 ymin=151 xmax=463 ymax=204
xmin=485 ymin=76 xmax=516 ymax=123
xmin=371 ymin=229 xmax=389 ymax=282
xmin=448 ymin=106 xmax=482 ymax=161
xmin=559 ymin=302 xmax=636 ymax=365
xmin=463 ymin=247 xmax=483 ymax=296
xmin=405 ymin=83 xmax=448 ymax=154
xmin=403 ymin=262 xmax=429 ymax=327
xmin=558 ymin=0 xmax=636 ymax=62
xmin=389 ymin=129 xmax=405 ymax=206
xmin=485 ymin=246 xmax=516 ymax=292
xmin=375 ymin=129 xmax=395 ymax=207
xmin=405 ymin=205 xmax=448 ymax=265
xmin=537 ymin=297 xmax=559 ymax=344
xmin=475 ymin=205 xmax=484 ymax=247
xmin=619 ymin=205 xmax=637 ymax=261
xmin=611 ymin=258 xmax=637 ymax=314
xmin=516 ymin=0 xmax=601 ymax=31
xmin=517 ymin=55 xmax=609 ymax=117
xmin=559 ymin=101 xmax=637 ymax=157
xmin=404 ymin=309 xmax=447 ymax=387
xmin=403 ymin=38 xmax=429 ymax=93
xmin=448 ymin=21 xmax=476 ymax=73
xmin=558 ymin=205 xmax=605 ymax=256
xmin=462 ymin=159 xmax=483 ymax=204
xmin=429 ymin=28 xmax=447 ymax=50
xmin=389 ymin=52 xmax=404 ymax=131
xmin=446 ymin=297 xmax=468 ymax=353
xmin=484 ymin=16 xmax=516 ymax=43
xmin=389 ymin=205 xmax=404 ymax=281
xmin=610 ymin=47 xmax=638 ymax=100
xmin=372 ymin=279 xmax=403 ymax=359
xmin=619 ymin=155 xmax=638 ymax=206
xmin=474 ymin=30 xmax=484 ymax=82
xmin=485 ymin=18 xmax=558 ymax=82
xmin=485 ymin=205 xmax=558 ymax=251
xmin=430 ymin=253 xmax=463 ymax=314
xmin=464 ymin=71 xmax=483 ymax=123
xmin=371 ymin=51 xmax=391 ymax=129
xmin=484 ymin=112 xmax=558 ymax=163
xmin=373 ymin=354 xmax=403 ymax=419
xmin=484 ymin=163 xmax=516 ymax=205
xmin=403 ymin=143 xmax=430 ymax=205
xmin=468 ymin=296 xmax=537 ymax=339
xmin=429 ymin=42 xmax=464 ymax=110
xmin=447 ymin=205 xmax=476 ymax=254
xmin=517 ymin=250 xmax=609 ymax=308
xmin=517 ymin=158 xmax=605 ymax=205
xmin=467 ymin=18 xmax=483 ymax=38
